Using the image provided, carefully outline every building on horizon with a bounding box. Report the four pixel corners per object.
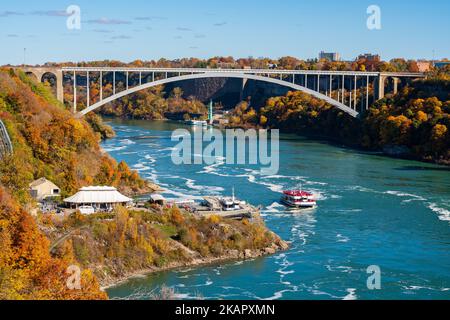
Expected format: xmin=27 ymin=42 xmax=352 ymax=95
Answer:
xmin=319 ymin=51 xmax=341 ymax=62
xmin=416 ymin=60 xmax=432 ymax=72
xmin=433 ymin=61 xmax=450 ymax=69
xmin=357 ymin=53 xmax=381 ymax=71
xmin=357 ymin=53 xmax=381 ymax=62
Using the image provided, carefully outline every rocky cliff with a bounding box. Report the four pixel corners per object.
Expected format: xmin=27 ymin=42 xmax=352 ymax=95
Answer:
xmin=164 ymin=78 xmax=290 ymax=109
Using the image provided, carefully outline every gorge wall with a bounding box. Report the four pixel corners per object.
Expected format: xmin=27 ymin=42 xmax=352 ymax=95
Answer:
xmin=164 ymin=78 xmax=290 ymax=109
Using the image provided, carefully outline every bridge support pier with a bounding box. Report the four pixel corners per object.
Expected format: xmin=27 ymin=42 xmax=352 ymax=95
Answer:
xmin=375 ymin=75 xmax=386 ymax=100
xmin=55 ymin=69 xmax=64 ymax=103
xmin=393 ymin=77 xmax=399 ymax=95
xmin=22 ymin=67 xmax=64 ymax=104
xmin=240 ymin=77 xmax=248 ymax=101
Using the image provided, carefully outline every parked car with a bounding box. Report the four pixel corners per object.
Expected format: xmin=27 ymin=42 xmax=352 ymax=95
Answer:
xmin=78 ymin=206 xmax=95 ymax=215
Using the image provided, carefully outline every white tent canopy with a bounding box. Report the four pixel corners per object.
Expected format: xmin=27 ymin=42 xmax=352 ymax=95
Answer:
xmin=64 ymin=186 xmax=132 ymax=204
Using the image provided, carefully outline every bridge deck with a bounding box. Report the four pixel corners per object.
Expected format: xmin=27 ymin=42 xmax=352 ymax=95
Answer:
xmin=61 ymin=67 xmax=424 ymax=78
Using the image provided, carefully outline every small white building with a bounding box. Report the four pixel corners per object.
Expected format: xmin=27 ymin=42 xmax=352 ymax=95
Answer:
xmin=149 ymin=194 xmax=166 ymax=206
xmin=64 ymin=186 xmax=132 ymax=211
xmin=29 ymin=178 xmax=61 ymax=202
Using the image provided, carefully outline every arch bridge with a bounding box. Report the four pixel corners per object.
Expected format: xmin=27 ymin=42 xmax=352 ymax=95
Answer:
xmin=20 ymin=67 xmax=425 ymax=118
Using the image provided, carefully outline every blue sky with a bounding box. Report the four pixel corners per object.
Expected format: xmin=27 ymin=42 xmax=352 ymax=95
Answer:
xmin=1 ymin=0 xmax=449 ymax=65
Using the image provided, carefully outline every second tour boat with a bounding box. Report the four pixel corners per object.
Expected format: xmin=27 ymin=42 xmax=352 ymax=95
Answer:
xmin=281 ymin=190 xmax=317 ymax=209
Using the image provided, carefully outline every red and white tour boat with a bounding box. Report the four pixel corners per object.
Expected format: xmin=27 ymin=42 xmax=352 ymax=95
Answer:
xmin=281 ymin=190 xmax=317 ymax=209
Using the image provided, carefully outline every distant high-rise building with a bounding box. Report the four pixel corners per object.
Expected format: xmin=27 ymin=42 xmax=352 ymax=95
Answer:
xmin=319 ymin=51 xmax=341 ymax=62
xmin=357 ymin=53 xmax=381 ymax=62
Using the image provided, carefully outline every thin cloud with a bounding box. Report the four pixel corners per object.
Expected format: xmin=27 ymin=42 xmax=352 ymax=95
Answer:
xmin=7 ymin=34 xmax=19 ymax=38
xmin=86 ymin=18 xmax=131 ymax=25
xmin=61 ymin=33 xmax=81 ymax=37
xmin=194 ymin=34 xmax=206 ymax=39
xmin=214 ymin=22 xmax=227 ymax=27
xmin=31 ymin=10 xmax=70 ymax=17
xmin=111 ymin=35 xmax=132 ymax=40
xmin=0 ymin=11 xmax=23 ymax=17
xmin=176 ymin=27 xmax=192 ymax=32
xmin=134 ymin=16 xmax=167 ymax=21
xmin=174 ymin=36 xmax=183 ymax=39
xmin=189 ymin=46 xmax=199 ymax=49
xmin=92 ymin=29 xmax=114 ymax=33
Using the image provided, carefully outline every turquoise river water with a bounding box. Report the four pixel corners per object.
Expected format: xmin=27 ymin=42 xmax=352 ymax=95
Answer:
xmin=103 ymin=119 xmax=450 ymax=300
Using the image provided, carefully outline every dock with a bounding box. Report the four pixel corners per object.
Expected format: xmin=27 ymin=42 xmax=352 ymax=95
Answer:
xmin=191 ymin=196 xmax=259 ymax=220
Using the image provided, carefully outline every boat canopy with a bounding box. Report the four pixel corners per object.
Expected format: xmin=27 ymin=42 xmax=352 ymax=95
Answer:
xmin=283 ymin=190 xmax=313 ymax=197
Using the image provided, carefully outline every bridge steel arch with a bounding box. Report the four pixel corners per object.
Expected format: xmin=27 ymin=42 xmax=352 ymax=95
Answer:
xmin=79 ymin=72 xmax=359 ymax=117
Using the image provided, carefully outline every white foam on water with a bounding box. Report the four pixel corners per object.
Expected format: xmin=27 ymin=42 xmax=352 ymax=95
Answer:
xmin=173 ymin=292 xmax=203 ymax=300
xmin=199 ymin=157 xmax=226 ymax=175
xmin=120 ymin=139 xmax=136 ymax=145
xmin=191 ymin=278 xmax=213 ymax=287
xmin=184 ymin=178 xmax=224 ymax=193
xmin=162 ymin=188 xmax=204 ymax=201
xmin=261 ymin=289 xmax=292 ymax=300
xmin=402 ymin=285 xmax=450 ymax=292
xmin=334 ymin=209 xmax=362 ymax=213
xmin=274 ymin=253 xmax=286 ymax=260
xmin=342 ymin=288 xmax=357 ymax=300
xmin=261 ymin=174 xmax=305 ymax=181
xmin=336 ymin=234 xmax=350 ymax=243
xmin=264 ymin=202 xmax=284 ymax=213
xmin=158 ymin=146 xmax=177 ymax=152
xmin=427 ymin=203 xmax=450 ymax=222
xmin=325 ymin=264 xmax=354 ymax=274
xmin=256 ymin=180 xmax=285 ymax=193
xmin=308 ymin=287 xmax=341 ymax=299
xmin=276 ymin=269 xmax=295 ymax=276
xmin=102 ymin=145 xmax=127 ymax=152
xmin=132 ymin=163 xmax=151 ymax=172
xmin=118 ymin=151 xmax=138 ymax=155
xmin=385 ymin=190 xmax=426 ymax=203
xmin=144 ymin=154 xmax=156 ymax=164
xmin=347 ymin=185 xmax=377 ymax=193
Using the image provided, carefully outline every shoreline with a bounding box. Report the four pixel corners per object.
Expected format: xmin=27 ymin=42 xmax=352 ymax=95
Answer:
xmin=100 ymin=238 xmax=290 ymax=292
xmin=221 ymin=123 xmax=450 ymax=167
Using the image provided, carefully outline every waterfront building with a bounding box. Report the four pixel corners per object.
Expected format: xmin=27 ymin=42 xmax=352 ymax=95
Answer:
xmin=64 ymin=186 xmax=132 ymax=211
xmin=149 ymin=194 xmax=166 ymax=206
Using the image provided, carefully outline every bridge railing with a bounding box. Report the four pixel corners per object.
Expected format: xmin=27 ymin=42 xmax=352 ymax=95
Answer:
xmin=61 ymin=67 xmax=424 ymax=78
